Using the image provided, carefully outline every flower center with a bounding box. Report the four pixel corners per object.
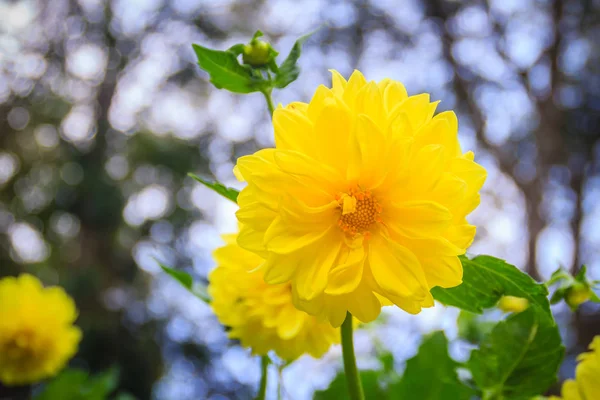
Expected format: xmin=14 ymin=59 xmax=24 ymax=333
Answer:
xmin=1 ymin=331 xmax=38 ymax=365
xmin=337 ymin=187 xmax=382 ymax=237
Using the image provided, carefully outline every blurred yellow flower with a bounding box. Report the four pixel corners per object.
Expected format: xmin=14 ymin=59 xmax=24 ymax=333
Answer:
xmin=234 ymin=70 xmax=486 ymax=326
xmin=497 ymin=295 xmax=529 ymax=313
xmin=0 ymin=274 xmax=82 ymax=386
xmin=551 ymin=336 xmax=600 ymax=400
xmin=209 ymin=233 xmax=339 ymax=361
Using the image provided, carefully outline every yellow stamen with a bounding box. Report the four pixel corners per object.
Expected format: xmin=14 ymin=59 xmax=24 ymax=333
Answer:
xmin=337 ymin=187 xmax=382 ymax=236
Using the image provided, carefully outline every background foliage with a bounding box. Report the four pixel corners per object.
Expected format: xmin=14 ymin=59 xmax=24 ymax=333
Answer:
xmin=1 ymin=0 xmax=599 ymax=398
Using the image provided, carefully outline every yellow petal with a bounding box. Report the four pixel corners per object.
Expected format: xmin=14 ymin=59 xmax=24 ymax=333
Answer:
xmin=264 ymin=216 xmax=332 ymax=255
xmin=445 ymin=224 xmax=477 ymax=249
xmin=399 ymin=236 xmax=465 ymax=257
xmin=312 ymin=103 xmax=352 ymax=173
xmin=354 ymin=114 xmax=387 ymax=185
xmin=276 ymin=305 xmax=305 ymax=339
xmin=262 ymin=254 xmax=297 ymax=284
xmin=421 ymin=255 xmax=463 ymax=289
xmin=237 ymin=224 xmax=269 ymax=258
xmin=355 ymin=81 xmax=384 ymax=127
xmin=408 ymin=144 xmax=448 ymax=193
xmin=325 ymin=246 xmax=365 ymax=295
xmin=385 ymin=200 xmax=452 ymax=239
xmin=436 ymin=111 xmax=461 ymax=155
xmin=382 ymin=80 xmax=408 ymax=113
xmin=389 ymin=93 xmax=431 ymax=131
xmin=561 ymin=380 xmax=582 ymax=400
xmin=367 ymin=234 xmax=429 ymax=299
xmin=330 ymin=69 xmax=347 ymax=96
xmin=307 ymin=84 xmax=336 ymax=122
xmin=294 ymin=235 xmax=343 ymax=300
xmin=273 ymin=107 xmax=315 ymax=155
xmin=236 ymin=201 xmax=276 ymax=230
xmin=450 ymin=156 xmax=487 ymax=195
xmin=343 ymin=70 xmax=368 ymax=109
xmin=346 ymin=284 xmax=381 ymax=323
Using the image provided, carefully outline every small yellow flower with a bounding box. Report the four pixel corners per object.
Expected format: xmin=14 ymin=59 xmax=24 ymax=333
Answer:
xmin=497 ymin=295 xmax=529 ymax=313
xmin=553 ymin=336 xmax=600 ymax=400
xmin=234 ymin=70 xmax=486 ymax=326
xmin=209 ymin=233 xmax=339 ymax=361
xmin=0 ymin=274 xmax=82 ymax=386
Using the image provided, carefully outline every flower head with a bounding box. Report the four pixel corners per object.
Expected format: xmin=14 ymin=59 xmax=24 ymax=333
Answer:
xmin=209 ymin=233 xmax=339 ymax=361
xmin=234 ymin=70 xmax=486 ymax=326
xmin=551 ymin=336 xmax=600 ymax=400
xmin=0 ymin=274 xmax=82 ymax=386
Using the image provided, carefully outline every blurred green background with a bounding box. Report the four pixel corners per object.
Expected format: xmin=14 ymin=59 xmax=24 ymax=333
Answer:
xmin=0 ymin=0 xmax=599 ymax=399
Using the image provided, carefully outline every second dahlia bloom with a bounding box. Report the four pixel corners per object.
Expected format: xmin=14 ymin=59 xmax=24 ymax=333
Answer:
xmin=235 ymin=70 xmax=486 ymax=326
xmin=0 ymin=274 xmax=82 ymax=386
xmin=209 ymin=233 xmax=339 ymax=360
xmin=551 ymin=336 xmax=600 ymax=400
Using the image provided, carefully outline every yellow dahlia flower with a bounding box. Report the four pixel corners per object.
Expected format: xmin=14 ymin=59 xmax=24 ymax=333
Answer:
xmin=0 ymin=274 xmax=82 ymax=386
xmin=551 ymin=336 xmax=600 ymax=400
xmin=209 ymin=233 xmax=340 ymax=361
xmin=234 ymin=70 xmax=486 ymax=326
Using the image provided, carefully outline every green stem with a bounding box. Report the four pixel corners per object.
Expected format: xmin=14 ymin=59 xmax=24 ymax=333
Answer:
xmin=261 ymin=89 xmax=275 ymax=117
xmin=341 ymin=312 xmax=364 ymax=400
xmin=256 ymin=355 xmax=269 ymax=400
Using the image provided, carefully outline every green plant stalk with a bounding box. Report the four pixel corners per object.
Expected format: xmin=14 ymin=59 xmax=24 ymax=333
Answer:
xmin=341 ymin=312 xmax=364 ymax=400
xmin=261 ymin=89 xmax=275 ymax=117
xmin=256 ymin=355 xmax=269 ymax=400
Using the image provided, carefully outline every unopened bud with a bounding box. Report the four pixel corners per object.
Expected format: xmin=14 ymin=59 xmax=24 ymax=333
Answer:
xmin=242 ymin=40 xmax=273 ymax=67
xmin=566 ymin=282 xmax=592 ymax=309
xmin=497 ymin=295 xmax=529 ymax=313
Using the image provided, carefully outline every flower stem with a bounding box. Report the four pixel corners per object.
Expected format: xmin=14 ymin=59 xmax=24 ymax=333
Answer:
xmin=341 ymin=312 xmax=364 ymax=400
xmin=257 ymin=355 xmax=269 ymax=400
xmin=261 ymin=89 xmax=275 ymax=117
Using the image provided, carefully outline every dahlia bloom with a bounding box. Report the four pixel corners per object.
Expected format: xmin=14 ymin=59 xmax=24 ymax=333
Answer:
xmin=209 ymin=233 xmax=339 ymax=360
xmin=234 ymin=70 xmax=486 ymax=326
xmin=551 ymin=336 xmax=600 ymax=400
xmin=0 ymin=274 xmax=82 ymax=386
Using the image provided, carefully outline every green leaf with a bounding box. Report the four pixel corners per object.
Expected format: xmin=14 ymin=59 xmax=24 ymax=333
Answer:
xmin=314 ymin=370 xmax=387 ymax=400
xmin=158 ymin=262 xmax=210 ymax=303
xmin=574 ymin=265 xmax=587 ymax=282
xmin=36 ymin=370 xmax=88 ymax=400
xmin=84 ymin=367 xmax=120 ymax=400
xmin=192 ymin=44 xmax=266 ymax=93
xmin=431 ymin=255 xmax=553 ymax=324
xmin=227 ymin=43 xmax=246 ymax=56
xmin=188 ymin=173 xmax=239 ymax=203
xmin=114 ymin=394 xmax=137 ymax=400
xmin=159 ymin=262 xmax=192 ymax=289
xmin=35 ymin=368 xmax=120 ymax=400
xmin=457 ymin=310 xmax=495 ymax=345
xmin=468 ymin=308 xmax=564 ymax=399
xmin=549 ymin=286 xmax=568 ymax=305
xmin=389 ymin=332 xmax=475 ymax=400
xmin=273 ymin=29 xmax=317 ymax=88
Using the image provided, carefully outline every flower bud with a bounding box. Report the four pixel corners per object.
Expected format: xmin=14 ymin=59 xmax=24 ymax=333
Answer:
xmin=565 ymin=282 xmax=592 ymax=309
xmin=242 ymin=40 xmax=274 ymax=67
xmin=497 ymin=295 xmax=529 ymax=313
